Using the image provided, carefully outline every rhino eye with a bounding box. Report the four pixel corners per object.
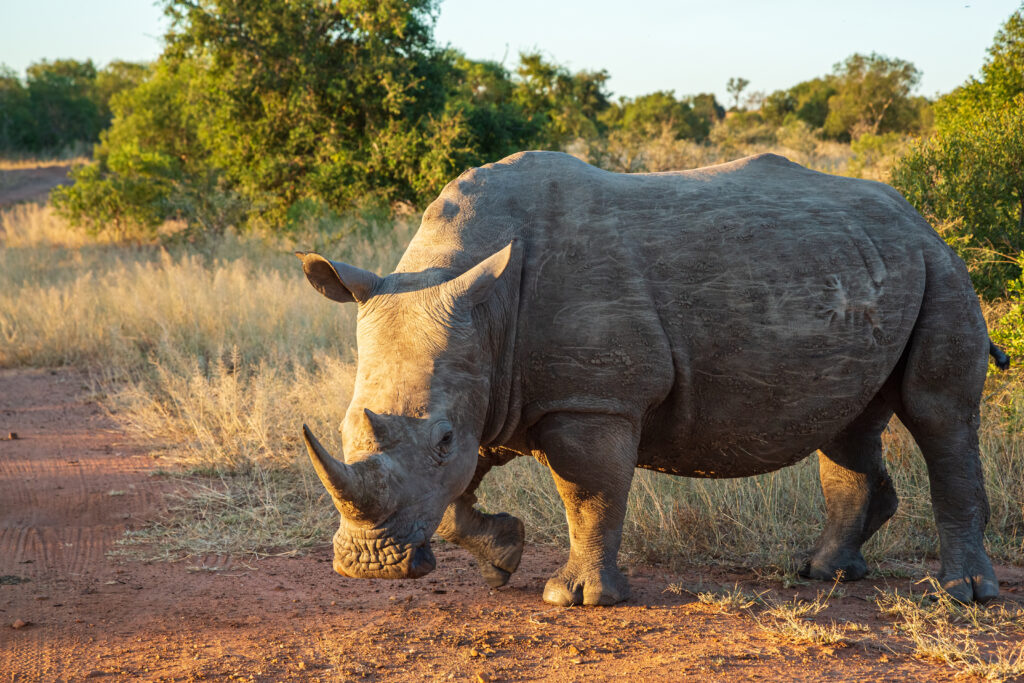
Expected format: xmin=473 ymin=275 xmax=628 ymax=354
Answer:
xmin=431 ymin=420 xmax=455 ymax=462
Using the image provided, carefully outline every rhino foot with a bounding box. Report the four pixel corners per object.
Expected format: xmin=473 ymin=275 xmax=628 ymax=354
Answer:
xmin=937 ymin=550 xmax=999 ymax=603
xmin=798 ymin=546 xmax=868 ymax=583
xmin=476 ymin=513 xmax=525 ymax=588
xmin=480 ymin=563 xmax=512 ymax=588
xmin=542 ymin=565 xmax=629 ymax=606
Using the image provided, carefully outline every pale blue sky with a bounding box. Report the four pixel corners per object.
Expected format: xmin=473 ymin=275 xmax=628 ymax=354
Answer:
xmin=1 ymin=0 xmax=1020 ymax=103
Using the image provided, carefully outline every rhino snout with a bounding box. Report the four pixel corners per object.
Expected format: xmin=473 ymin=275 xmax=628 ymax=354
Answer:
xmin=332 ymin=522 xmax=436 ymax=579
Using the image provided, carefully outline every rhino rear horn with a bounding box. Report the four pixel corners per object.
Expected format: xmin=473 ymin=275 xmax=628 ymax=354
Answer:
xmin=295 ymin=252 xmax=381 ymax=304
xmin=302 ymin=424 xmax=390 ymax=520
xmin=443 ymin=240 xmax=518 ymax=308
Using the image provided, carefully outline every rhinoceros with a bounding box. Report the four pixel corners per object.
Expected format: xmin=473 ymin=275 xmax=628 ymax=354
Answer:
xmin=296 ymin=151 xmax=1007 ymax=606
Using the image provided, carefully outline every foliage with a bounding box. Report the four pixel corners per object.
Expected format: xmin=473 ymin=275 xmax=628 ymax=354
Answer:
xmin=726 ymin=76 xmax=750 ymax=110
xmin=823 ymin=53 xmax=924 ymax=141
xmin=892 ymin=6 xmax=1024 ymax=297
xmin=936 ymin=5 xmax=1024 ymax=130
xmin=709 ymin=110 xmax=777 ymax=153
xmin=761 ymin=77 xmax=837 ymax=129
xmin=54 ymin=0 xmax=474 ymax=235
xmin=51 ymin=3 xmax=619 ymax=236
xmin=603 ymin=90 xmax=720 ymax=142
xmin=846 ymin=131 xmax=907 ymax=180
xmin=512 ymin=52 xmax=611 ymax=148
xmin=0 ymin=59 xmax=146 ymax=154
xmin=577 ymin=90 xmax=725 ymax=172
xmin=990 ymin=256 xmax=1024 ymax=362
xmin=443 ymin=54 xmax=543 ymax=164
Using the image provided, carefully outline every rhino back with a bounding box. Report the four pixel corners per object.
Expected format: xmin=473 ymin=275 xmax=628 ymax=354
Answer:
xmin=399 ymin=151 xmax=958 ymax=477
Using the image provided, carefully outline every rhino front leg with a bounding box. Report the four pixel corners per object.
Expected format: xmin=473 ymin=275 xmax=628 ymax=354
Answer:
xmin=436 ymin=451 xmax=525 ymax=588
xmin=801 ymin=397 xmax=898 ymax=582
xmin=437 ymin=494 xmax=525 ymax=588
xmin=532 ymin=412 xmax=638 ymax=606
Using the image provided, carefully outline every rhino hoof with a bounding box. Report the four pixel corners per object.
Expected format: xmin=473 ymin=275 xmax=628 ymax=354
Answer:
xmin=939 ymin=572 xmax=999 ymax=604
xmin=491 ymin=514 xmax=525 ymax=574
xmin=799 ymin=550 xmax=868 ymax=583
xmin=542 ymin=566 xmax=629 ymax=606
xmin=480 ymin=563 xmax=512 ymax=588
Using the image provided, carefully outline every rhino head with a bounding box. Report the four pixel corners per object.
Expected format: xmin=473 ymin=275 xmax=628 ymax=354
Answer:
xmin=296 ymin=241 xmax=518 ymax=580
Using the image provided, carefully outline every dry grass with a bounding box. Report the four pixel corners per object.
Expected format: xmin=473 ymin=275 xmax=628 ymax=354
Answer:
xmin=1 ymin=202 xmax=413 ymax=557
xmin=571 ymin=121 xmax=857 ymax=177
xmin=669 ymin=577 xmax=1024 ymax=677
xmin=876 ymin=580 xmax=1024 ymax=680
xmin=669 ymin=580 xmax=862 ymax=648
xmin=0 ymin=156 xmax=87 ymax=171
xmin=1 ymin=193 xmax=1023 ymax=580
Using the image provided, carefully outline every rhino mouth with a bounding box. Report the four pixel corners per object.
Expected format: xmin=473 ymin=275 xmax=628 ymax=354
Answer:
xmin=332 ymin=521 xmax=436 ymax=579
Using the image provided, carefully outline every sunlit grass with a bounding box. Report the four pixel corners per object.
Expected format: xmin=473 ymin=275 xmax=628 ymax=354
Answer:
xmin=0 ymin=156 xmax=87 ymax=171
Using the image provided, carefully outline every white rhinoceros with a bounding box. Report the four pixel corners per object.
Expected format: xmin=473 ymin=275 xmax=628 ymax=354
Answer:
xmin=297 ymin=151 xmax=1006 ymax=605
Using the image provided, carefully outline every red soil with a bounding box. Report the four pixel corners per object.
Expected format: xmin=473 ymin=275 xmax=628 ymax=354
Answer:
xmin=1 ymin=368 xmax=1022 ymax=681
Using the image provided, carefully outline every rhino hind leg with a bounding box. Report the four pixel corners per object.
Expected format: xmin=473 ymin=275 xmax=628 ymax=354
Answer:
xmin=437 ymin=452 xmax=525 ymax=588
xmin=801 ymin=396 xmax=898 ymax=582
xmin=894 ymin=277 xmax=998 ymax=603
xmin=531 ymin=412 xmax=638 ymax=606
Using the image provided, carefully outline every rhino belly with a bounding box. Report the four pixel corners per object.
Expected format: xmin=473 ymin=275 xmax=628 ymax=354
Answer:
xmin=637 ymin=345 xmax=905 ymax=478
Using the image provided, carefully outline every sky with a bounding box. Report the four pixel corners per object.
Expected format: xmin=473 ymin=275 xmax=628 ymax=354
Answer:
xmin=1 ymin=0 xmax=1020 ymax=104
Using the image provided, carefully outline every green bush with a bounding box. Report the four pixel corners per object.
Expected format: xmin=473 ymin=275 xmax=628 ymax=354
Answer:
xmin=891 ymin=6 xmax=1024 ymax=298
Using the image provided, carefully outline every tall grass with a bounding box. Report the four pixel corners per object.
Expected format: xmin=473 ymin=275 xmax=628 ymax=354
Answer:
xmin=2 ymin=201 xmax=1022 ymax=573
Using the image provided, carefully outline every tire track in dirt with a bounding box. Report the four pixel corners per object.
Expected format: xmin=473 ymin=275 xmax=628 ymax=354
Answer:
xmin=0 ymin=368 xmax=168 ymax=680
xmin=1 ymin=368 xmax=1021 ymax=681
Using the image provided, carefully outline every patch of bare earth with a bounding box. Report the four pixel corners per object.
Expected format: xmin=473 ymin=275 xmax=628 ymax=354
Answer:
xmin=0 ymin=164 xmax=73 ymax=208
xmin=2 ymin=368 xmax=1023 ymax=681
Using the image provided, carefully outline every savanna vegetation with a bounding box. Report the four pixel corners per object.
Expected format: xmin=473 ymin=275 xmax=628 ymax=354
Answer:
xmin=3 ymin=4 xmax=1024 ymax=674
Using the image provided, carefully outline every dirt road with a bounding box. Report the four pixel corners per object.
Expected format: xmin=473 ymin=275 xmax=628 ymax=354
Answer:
xmin=1 ymin=369 xmax=1021 ymax=681
xmin=0 ymin=165 xmax=73 ymax=208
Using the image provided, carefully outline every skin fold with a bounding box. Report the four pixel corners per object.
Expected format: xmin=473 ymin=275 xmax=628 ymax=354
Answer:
xmin=298 ymin=151 xmax=1001 ymax=606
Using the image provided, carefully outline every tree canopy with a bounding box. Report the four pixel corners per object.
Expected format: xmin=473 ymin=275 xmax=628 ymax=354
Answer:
xmin=51 ymin=1 xmax=624 ymax=235
xmin=0 ymin=59 xmax=145 ymax=154
xmin=891 ymin=5 xmax=1024 ymax=297
xmin=823 ymin=53 xmax=924 ymax=140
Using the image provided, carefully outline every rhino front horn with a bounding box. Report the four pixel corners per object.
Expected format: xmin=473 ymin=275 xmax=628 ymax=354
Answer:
xmin=301 ymin=424 xmax=391 ymax=521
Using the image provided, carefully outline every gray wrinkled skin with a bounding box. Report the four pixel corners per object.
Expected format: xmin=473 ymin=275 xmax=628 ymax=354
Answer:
xmin=298 ymin=151 xmax=1001 ymax=606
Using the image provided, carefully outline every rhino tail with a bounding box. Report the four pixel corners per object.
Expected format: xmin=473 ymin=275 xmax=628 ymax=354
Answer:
xmin=989 ymin=339 xmax=1011 ymax=371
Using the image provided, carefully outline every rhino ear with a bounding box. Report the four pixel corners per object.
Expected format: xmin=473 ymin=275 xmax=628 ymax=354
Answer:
xmin=295 ymin=251 xmax=381 ymax=304
xmin=443 ymin=240 xmax=519 ymax=309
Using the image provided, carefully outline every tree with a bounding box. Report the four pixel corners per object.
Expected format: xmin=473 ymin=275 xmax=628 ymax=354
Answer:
xmin=56 ymin=0 xmax=476 ymax=235
xmin=513 ymin=52 xmax=611 ymax=148
xmin=688 ymin=93 xmax=725 ymax=132
xmin=726 ymin=77 xmax=749 ymax=110
xmin=93 ymin=61 xmax=150 ymax=123
xmin=891 ymin=6 xmax=1024 ymax=297
xmin=602 ymin=91 xmax=709 ymax=140
xmin=932 ymin=5 xmax=1024 ymax=133
xmin=0 ymin=65 xmax=32 ymax=151
xmin=762 ymin=77 xmax=837 ymax=129
xmin=0 ymin=59 xmax=149 ymax=154
xmin=823 ymin=53 xmax=922 ymax=140
xmin=443 ymin=54 xmax=543 ymax=164
xmin=594 ymin=90 xmax=719 ymax=172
